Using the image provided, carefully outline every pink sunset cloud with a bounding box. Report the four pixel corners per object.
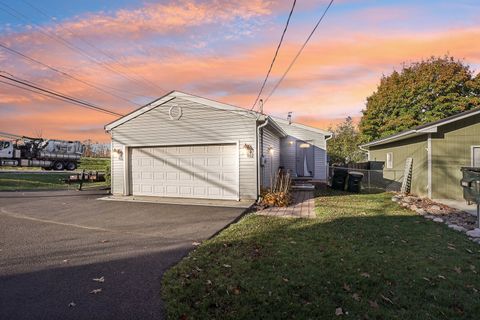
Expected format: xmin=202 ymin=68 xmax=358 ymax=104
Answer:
xmin=0 ymin=0 xmax=479 ymax=142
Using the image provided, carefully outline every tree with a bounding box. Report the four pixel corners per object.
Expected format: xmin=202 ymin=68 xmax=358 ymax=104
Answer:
xmin=328 ymin=116 xmax=365 ymax=165
xmin=359 ymin=56 xmax=480 ymax=142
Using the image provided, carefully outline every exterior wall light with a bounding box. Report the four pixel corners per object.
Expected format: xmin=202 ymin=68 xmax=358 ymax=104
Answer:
xmin=113 ymin=148 xmax=124 ymax=160
xmin=299 ymin=143 xmax=310 ymax=148
xmin=243 ymin=144 xmax=254 ymax=158
xmin=268 ymin=147 xmax=275 ymax=155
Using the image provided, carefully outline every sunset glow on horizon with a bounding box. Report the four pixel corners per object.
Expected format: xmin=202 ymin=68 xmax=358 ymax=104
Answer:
xmin=0 ymin=0 xmax=479 ymax=142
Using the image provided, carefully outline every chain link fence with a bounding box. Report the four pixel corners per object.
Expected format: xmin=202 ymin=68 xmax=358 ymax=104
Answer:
xmin=328 ymin=166 xmax=404 ymax=192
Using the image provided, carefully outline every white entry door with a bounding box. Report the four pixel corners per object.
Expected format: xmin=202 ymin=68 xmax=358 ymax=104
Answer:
xmin=130 ymin=144 xmax=238 ymax=200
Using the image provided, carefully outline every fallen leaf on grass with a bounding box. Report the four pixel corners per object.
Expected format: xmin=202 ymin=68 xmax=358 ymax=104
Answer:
xmin=335 ymin=307 xmax=343 ymax=316
xmin=368 ymin=300 xmax=379 ymax=309
xmin=342 ymin=283 xmax=351 ymax=292
xmin=90 ymin=289 xmax=102 ymax=294
xmin=282 ymin=277 xmax=289 ymax=283
xmin=222 ymin=264 xmax=231 ymax=268
xmin=438 ymin=275 xmax=446 ymax=280
xmin=206 ymin=280 xmax=212 ymax=285
xmin=423 ymin=277 xmax=431 ymax=282
xmin=92 ymin=276 xmax=104 ymax=283
xmin=192 ymin=241 xmax=201 ymax=246
xmin=233 ymin=287 xmax=241 ymax=295
xmin=466 ymin=248 xmax=473 ymax=254
xmin=360 ymin=272 xmax=370 ymax=278
xmin=352 ymin=293 xmax=361 ymax=301
xmin=380 ymin=294 xmax=393 ymax=304
xmin=454 ymin=267 xmax=462 ymax=274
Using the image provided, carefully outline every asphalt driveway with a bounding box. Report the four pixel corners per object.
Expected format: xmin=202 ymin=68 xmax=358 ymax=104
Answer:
xmin=0 ymin=190 xmax=247 ymax=320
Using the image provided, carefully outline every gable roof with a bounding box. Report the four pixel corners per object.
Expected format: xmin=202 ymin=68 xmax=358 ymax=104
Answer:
xmin=104 ymin=91 xmax=330 ymax=138
xmin=271 ymin=116 xmax=332 ymax=136
xmin=361 ymin=107 xmax=480 ymax=148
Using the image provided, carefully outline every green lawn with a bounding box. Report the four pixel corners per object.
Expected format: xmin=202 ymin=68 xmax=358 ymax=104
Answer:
xmin=162 ymin=189 xmax=480 ymax=319
xmin=78 ymin=157 xmax=109 ymax=171
xmin=0 ymin=172 xmax=108 ymax=191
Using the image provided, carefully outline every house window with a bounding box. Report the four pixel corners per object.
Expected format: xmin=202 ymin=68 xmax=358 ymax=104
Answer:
xmin=386 ymin=152 xmax=393 ymax=169
xmin=472 ymin=146 xmax=480 ymax=167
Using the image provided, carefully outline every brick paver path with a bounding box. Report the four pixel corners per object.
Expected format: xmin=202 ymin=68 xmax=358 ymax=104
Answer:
xmin=256 ymin=191 xmax=315 ymax=219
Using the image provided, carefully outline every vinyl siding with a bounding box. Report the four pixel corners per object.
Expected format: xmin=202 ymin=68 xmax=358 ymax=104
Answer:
xmin=261 ymin=126 xmax=281 ymax=188
xmin=111 ymin=140 xmax=125 ymax=195
xmin=431 ymin=114 xmax=480 ymax=200
xmin=110 ymin=97 xmax=257 ymax=199
xmin=369 ymin=135 xmax=428 ymax=197
xmin=275 ymin=120 xmax=327 ymax=180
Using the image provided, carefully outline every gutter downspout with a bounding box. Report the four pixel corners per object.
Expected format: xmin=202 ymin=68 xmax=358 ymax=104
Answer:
xmin=359 ymin=145 xmax=370 ymax=161
xmin=427 ymin=133 xmax=432 ymax=198
xmin=325 ymin=135 xmax=333 ymax=180
xmin=256 ymin=118 xmax=269 ymax=199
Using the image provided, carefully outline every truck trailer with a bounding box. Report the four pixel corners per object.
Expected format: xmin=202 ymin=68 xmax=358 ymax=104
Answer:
xmin=0 ymin=133 xmax=85 ymax=171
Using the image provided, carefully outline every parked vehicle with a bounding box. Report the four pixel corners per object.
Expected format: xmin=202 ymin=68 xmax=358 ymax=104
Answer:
xmin=0 ymin=132 xmax=84 ymax=171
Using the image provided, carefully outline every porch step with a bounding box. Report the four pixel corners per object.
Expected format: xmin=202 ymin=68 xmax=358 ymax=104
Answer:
xmin=292 ymin=184 xmax=315 ymax=191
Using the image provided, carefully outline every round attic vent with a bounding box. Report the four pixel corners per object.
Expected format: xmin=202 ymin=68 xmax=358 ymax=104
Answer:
xmin=168 ymin=105 xmax=183 ymax=120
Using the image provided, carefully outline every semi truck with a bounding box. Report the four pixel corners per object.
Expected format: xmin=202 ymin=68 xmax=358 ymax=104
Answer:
xmin=0 ymin=132 xmax=85 ymax=171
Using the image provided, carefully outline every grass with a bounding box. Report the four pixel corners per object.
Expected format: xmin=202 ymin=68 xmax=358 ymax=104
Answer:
xmin=162 ymin=188 xmax=480 ymax=319
xmin=0 ymin=172 xmax=108 ymax=191
xmin=0 ymin=157 xmax=109 ymax=172
xmin=78 ymin=157 xmax=109 ymax=171
xmin=0 ymin=157 xmax=110 ymax=190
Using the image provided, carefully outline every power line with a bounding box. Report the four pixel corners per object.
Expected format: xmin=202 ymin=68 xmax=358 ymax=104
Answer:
xmin=0 ymin=42 xmax=142 ymax=106
xmin=251 ymin=0 xmax=297 ymax=111
xmin=21 ymin=0 xmax=166 ymax=94
xmin=0 ymin=1 xmax=164 ymax=95
xmin=0 ymin=79 xmax=101 ymax=109
xmin=0 ymin=72 xmax=123 ymax=116
xmin=264 ymin=0 xmax=334 ymax=104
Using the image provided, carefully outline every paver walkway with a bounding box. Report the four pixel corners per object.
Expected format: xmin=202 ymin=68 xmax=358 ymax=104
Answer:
xmin=256 ymin=191 xmax=315 ymax=219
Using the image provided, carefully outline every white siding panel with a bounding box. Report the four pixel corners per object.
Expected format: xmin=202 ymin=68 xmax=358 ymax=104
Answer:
xmin=111 ymin=140 xmax=124 ymax=195
xmin=111 ymin=97 xmax=257 ymax=199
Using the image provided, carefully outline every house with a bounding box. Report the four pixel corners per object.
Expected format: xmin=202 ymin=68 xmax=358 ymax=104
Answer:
xmin=360 ymin=108 xmax=480 ymax=200
xmin=105 ymin=91 xmax=331 ymax=201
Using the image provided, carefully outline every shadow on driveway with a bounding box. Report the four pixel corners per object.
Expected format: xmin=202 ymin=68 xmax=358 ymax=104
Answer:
xmin=0 ymin=190 xmax=246 ymax=320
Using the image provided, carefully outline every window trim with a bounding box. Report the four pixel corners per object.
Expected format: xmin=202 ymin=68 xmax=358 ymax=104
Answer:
xmin=386 ymin=152 xmax=393 ymax=169
xmin=471 ymin=145 xmax=480 ymax=167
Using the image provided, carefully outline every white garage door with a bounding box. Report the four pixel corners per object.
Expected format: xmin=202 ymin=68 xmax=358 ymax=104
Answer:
xmin=130 ymin=144 xmax=239 ymax=200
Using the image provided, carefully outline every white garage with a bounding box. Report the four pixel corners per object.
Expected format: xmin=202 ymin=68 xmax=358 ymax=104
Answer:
xmin=106 ymin=91 xmax=330 ymax=201
xmin=129 ymin=144 xmax=239 ymax=200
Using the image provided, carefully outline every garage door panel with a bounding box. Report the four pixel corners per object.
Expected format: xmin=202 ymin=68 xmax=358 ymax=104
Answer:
xmin=130 ymin=144 xmax=238 ymax=200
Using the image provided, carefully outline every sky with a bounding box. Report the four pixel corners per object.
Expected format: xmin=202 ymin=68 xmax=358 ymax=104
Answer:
xmin=0 ymin=0 xmax=479 ymax=142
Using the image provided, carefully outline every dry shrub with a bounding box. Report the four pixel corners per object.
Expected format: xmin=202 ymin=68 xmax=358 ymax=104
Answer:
xmin=259 ymin=169 xmax=293 ymax=207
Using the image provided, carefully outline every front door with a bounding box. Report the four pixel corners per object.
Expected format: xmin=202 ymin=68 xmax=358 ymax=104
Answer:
xmin=296 ymin=141 xmax=314 ymax=177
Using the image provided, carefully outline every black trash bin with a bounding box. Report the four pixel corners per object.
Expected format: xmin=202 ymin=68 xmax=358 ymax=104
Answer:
xmin=331 ymin=168 xmax=348 ymax=190
xmin=347 ymin=171 xmax=364 ymax=193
